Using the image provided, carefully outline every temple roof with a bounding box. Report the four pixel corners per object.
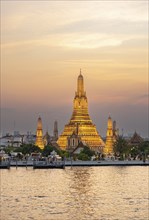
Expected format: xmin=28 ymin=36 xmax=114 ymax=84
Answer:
xmin=130 ymin=131 xmax=143 ymax=144
xmin=72 ymin=141 xmax=86 ymax=154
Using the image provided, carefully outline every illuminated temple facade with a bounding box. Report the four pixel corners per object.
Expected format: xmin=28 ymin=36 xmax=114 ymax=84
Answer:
xmin=57 ymin=70 xmax=105 ymax=150
xmin=104 ymin=116 xmax=118 ymax=154
xmin=35 ymin=116 xmax=44 ymax=149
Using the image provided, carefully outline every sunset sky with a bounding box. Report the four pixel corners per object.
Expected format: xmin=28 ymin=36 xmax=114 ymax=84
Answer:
xmin=1 ymin=1 xmax=148 ymax=138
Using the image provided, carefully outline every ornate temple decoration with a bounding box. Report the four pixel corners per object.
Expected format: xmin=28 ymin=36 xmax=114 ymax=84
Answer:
xmin=35 ymin=116 xmax=44 ymax=149
xmin=104 ymin=116 xmax=119 ymax=154
xmin=57 ymin=70 xmax=105 ymax=151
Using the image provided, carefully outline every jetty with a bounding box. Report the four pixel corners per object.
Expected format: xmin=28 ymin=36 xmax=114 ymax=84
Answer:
xmin=33 ymin=161 xmax=65 ymax=169
xmin=0 ymin=159 xmax=149 ymax=169
xmin=64 ymin=160 xmax=149 ymax=167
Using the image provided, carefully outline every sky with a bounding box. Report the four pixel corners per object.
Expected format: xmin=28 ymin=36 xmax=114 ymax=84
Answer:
xmin=1 ymin=0 xmax=148 ymax=138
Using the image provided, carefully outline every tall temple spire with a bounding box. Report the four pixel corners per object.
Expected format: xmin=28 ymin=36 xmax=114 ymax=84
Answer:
xmin=35 ymin=116 xmax=44 ymax=149
xmin=57 ymin=70 xmax=105 ymax=150
xmin=77 ymin=69 xmax=84 ymax=97
xmin=113 ymin=120 xmax=119 ymax=141
xmin=104 ymin=116 xmax=119 ymax=154
xmin=103 ymin=116 xmax=114 ymax=154
xmin=107 ymin=115 xmax=112 ymax=131
xmin=53 ymin=120 xmax=58 ymax=140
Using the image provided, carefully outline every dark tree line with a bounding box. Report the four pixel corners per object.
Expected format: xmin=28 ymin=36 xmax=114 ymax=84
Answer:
xmin=113 ymin=136 xmax=149 ymax=160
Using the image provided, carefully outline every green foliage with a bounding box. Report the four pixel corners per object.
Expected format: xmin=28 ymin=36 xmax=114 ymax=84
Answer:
xmin=114 ymin=138 xmax=149 ymax=161
xmin=130 ymin=145 xmax=140 ymax=159
xmin=20 ymin=144 xmax=41 ymax=155
xmin=130 ymin=141 xmax=149 ymax=160
xmin=77 ymin=146 xmax=95 ymax=161
xmin=42 ymin=145 xmax=61 ymax=157
xmin=42 ymin=145 xmax=70 ymax=158
xmin=138 ymin=141 xmax=149 ymax=154
xmin=4 ymin=146 xmax=14 ymax=154
xmin=81 ymin=146 xmax=95 ymax=157
xmin=61 ymin=151 xmax=69 ymax=158
xmin=113 ymin=136 xmax=129 ymax=158
xmin=77 ymin=153 xmax=90 ymax=161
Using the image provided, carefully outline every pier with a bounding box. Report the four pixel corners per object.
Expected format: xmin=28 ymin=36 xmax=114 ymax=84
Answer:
xmin=0 ymin=160 xmax=149 ymax=169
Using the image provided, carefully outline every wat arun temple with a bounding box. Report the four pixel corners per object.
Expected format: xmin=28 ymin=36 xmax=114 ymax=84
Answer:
xmin=35 ymin=70 xmax=119 ymax=154
xmin=57 ymin=70 xmax=105 ymax=151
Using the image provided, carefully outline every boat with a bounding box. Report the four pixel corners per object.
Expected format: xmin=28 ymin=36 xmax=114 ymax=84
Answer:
xmin=0 ymin=154 xmax=10 ymax=169
xmin=0 ymin=162 xmax=10 ymax=169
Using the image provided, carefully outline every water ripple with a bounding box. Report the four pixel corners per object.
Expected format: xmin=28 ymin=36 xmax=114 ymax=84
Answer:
xmin=1 ymin=167 xmax=149 ymax=220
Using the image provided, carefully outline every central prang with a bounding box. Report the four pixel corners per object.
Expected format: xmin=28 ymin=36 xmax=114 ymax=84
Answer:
xmin=57 ymin=70 xmax=105 ymax=150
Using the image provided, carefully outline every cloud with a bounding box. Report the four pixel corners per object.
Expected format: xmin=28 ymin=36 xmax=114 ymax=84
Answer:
xmin=1 ymin=1 xmax=148 ymax=137
xmin=132 ymin=94 xmax=148 ymax=105
xmin=1 ymin=1 xmax=148 ymax=50
xmin=52 ymin=19 xmax=148 ymax=36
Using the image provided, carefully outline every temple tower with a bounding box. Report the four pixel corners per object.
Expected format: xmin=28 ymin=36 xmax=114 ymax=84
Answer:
xmin=104 ymin=116 xmax=114 ymax=154
xmin=57 ymin=70 xmax=105 ymax=150
xmin=104 ymin=116 xmax=116 ymax=154
xmin=113 ymin=120 xmax=119 ymax=141
xmin=35 ymin=116 xmax=44 ymax=149
xmin=43 ymin=131 xmax=51 ymax=146
xmin=53 ymin=120 xmax=58 ymax=140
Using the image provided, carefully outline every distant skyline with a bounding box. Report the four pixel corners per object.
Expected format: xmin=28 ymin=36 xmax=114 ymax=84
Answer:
xmin=1 ymin=1 xmax=148 ymax=137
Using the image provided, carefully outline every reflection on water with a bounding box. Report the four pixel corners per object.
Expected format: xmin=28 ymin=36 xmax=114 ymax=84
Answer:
xmin=1 ymin=167 xmax=149 ymax=220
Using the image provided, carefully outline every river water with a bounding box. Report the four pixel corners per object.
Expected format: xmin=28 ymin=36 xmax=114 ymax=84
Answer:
xmin=1 ymin=166 xmax=149 ymax=220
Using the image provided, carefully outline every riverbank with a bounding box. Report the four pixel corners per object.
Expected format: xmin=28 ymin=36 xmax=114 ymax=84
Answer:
xmin=65 ymin=160 xmax=149 ymax=166
xmin=0 ymin=159 xmax=149 ymax=169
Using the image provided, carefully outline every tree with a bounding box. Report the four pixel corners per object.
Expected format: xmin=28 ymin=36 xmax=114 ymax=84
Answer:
xmin=130 ymin=146 xmax=140 ymax=160
xmin=20 ymin=144 xmax=41 ymax=155
xmin=113 ymin=136 xmax=129 ymax=160
xmin=138 ymin=141 xmax=149 ymax=155
xmin=81 ymin=146 xmax=95 ymax=157
xmin=42 ymin=145 xmax=64 ymax=157
xmin=42 ymin=145 xmax=56 ymax=156
xmin=129 ymin=141 xmax=149 ymax=161
xmin=77 ymin=146 xmax=95 ymax=161
xmin=77 ymin=153 xmax=90 ymax=161
xmin=42 ymin=145 xmax=53 ymax=156
xmin=4 ymin=146 xmax=15 ymax=154
xmin=60 ymin=150 xmax=69 ymax=158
